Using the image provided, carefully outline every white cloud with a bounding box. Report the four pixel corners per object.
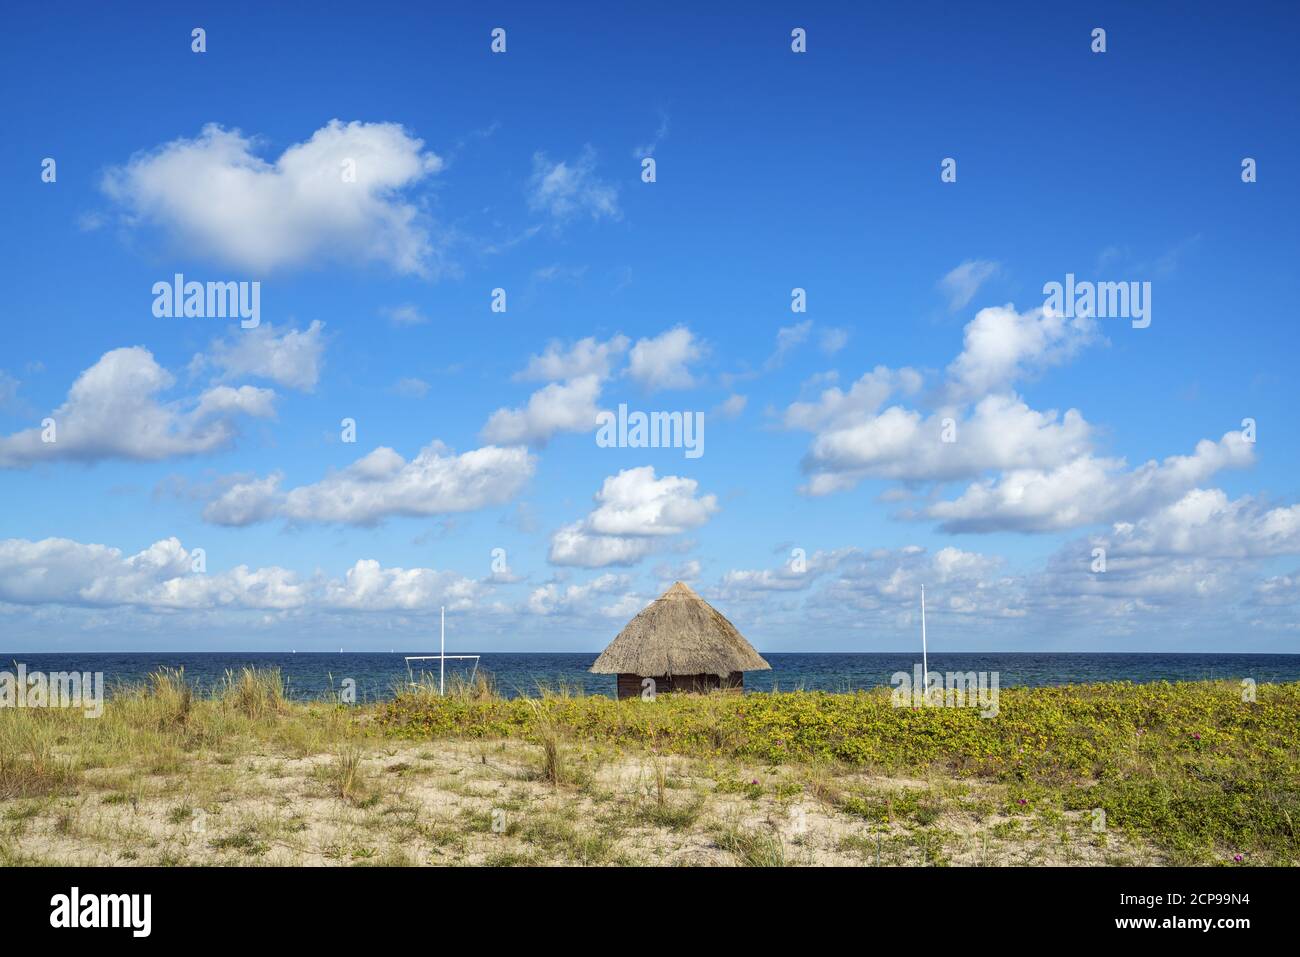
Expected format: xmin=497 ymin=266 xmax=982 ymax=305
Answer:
xmin=716 ymin=544 xmax=1021 ymax=628
xmin=627 ymin=326 xmax=705 ymax=391
xmin=783 ymin=366 xmax=922 ymax=433
xmin=721 ymin=547 xmax=860 ymax=592
xmin=195 ymin=321 xmax=326 ymax=391
xmin=202 ymin=442 xmax=534 ymax=527
xmin=765 ymin=320 xmax=812 ymax=370
xmin=391 ymin=377 xmax=430 ymax=399
xmin=938 ymin=259 xmax=1000 ymax=312
xmin=0 ymin=347 xmax=275 ymax=468
xmin=1100 ymin=488 xmax=1300 ymax=559
xmin=382 ymin=304 xmax=429 ymax=327
xmin=526 ymin=574 xmax=640 ymax=617
xmin=0 ymin=537 xmax=302 ymax=610
xmin=820 ymin=327 xmax=850 ymax=355
xmin=784 ymin=305 xmax=1113 ymax=503
xmin=481 ymin=374 xmax=603 ymax=446
xmin=527 ymin=147 xmax=620 ymax=222
xmin=0 ymin=536 xmax=481 ymax=614
xmin=547 ymin=525 xmax=663 ymax=568
xmin=927 ymin=430 xmax=1255 ymax=533
xmin=102 ymin=120 xmax=444 ymax=274
xmin=944 ymin=304 xmax=1099 ymax=402
xmin=483 ymin=334 xmax=632 ymax=446
xmin=548 ymin=466 xmax=717 ymax=568
xmin=321 ymin=559 xmax=482 ymax=612
xmin=801 ymin=394 xmax=1092 ymax=494
xmin=514 ymin=335 xmax=629 ymax=382
xmin=713 ymin=394 xmax=747 ymax=419
xmin=199 ymin=473 xmax=284 ymax=527
xmin=654 ymin=559 xmax=701 ymax=582
xmin=1254 ymin=572 xmax=1300 ymax=606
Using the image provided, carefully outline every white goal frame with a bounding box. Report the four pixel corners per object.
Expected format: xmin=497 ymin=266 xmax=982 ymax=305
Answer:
xmin=404 ymin=607 xmax=479 ymax=695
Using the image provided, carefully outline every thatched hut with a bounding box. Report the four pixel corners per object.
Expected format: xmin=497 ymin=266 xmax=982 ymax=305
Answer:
xmin=591 ymin=581 xmax=771 ymax=699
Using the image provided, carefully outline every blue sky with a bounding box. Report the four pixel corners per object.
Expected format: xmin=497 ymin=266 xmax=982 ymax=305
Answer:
xmin=1 ymin=1 xmax=1298 ymax=652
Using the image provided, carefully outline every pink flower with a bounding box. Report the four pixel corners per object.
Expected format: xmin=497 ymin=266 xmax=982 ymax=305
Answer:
xmin=1017 ymin=798 xmax=1028 ymax=805
xmin=1233 ymin=854 xmax=1244 ymax=863
xmin=751 ymin=779 xmax=760 ymax=786
xmin=1192 ymin=733 xmax=1201 ymax=740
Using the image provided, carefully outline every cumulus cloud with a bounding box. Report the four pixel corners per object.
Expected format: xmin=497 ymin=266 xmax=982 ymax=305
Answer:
xmin=938 ymin=260 xmax=1000 ymax=312
xmin=927 ymin=430 xmax=1255 ymax=533
xmin=203 ymin=442 xmax=535 ymax=527
xmin=102 ymin=120 xmax=444 ymax=275
xmin=0 ymin=347 xmax=274 ymax=468
xmin=193 ymin=321 xmax=326 ymax=392
xmin=527 ymin=146 xmax=619 ymax=222
xmin=481 ymin=374 xmax=603 ymax=446
xmin=800 ymin=394 xmax=1092 ymax=494
xmin=526 ymin=573 xmax=641 ymax=617
xmin=783 ymin=366 xmax=923 ymax=433
xmin=514 ymin=335 xmax=629 ymax=382
xmin=0 ymin=536 xmax=481 ymax=613
xmin=0 ymin=537 xmax=302 ymax=610
xmin=1254 ymin=572 xmax=1300 ymax=606
xmin=654 ymin=559 xmax=701 ymax=583
xmin=548 ymin=466 xmax=717 ymax=567
xmin=944 ymin=304 xmax=1100 ymax=402
xmin=783 ymin=305 xmax=1172 ymax=524
xmin=715 ymin=544 xmax=1021 ymax=629
xmin=627 ymin=326 xmax=705 ymax=391
xmin=484 ymin=335 xmax=631 ymax=446
xmin=721 ymin=547 xmax=860 ymax=592
xmin=1098 ymin=488 xmax=1300 ymax=559
xmin=321 ymin=559 xmax=483 ymax=612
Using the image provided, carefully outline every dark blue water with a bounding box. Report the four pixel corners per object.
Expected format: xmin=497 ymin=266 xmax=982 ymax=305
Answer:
xmin=2 ymin=652 xmax=1298 ymax=702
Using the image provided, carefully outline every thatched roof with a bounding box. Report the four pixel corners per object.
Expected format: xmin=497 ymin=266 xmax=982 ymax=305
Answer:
xmin=590 ymin=581 xmax=771 ymax=676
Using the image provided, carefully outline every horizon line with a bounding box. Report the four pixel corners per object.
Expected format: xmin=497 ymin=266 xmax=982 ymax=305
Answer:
xmin=3 ymin=649 xmax=1298 ymax=657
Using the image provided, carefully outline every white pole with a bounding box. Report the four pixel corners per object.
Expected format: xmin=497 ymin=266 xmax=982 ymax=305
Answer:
xmin=920 ymin=585 xmax=928 ymax=706
xmin=440 ymin=606 xmax=446 ymax=696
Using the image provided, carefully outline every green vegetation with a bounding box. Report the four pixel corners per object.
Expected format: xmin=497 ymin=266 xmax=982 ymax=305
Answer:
xmin=378 ymin=679 xmax=1300 ymax=864
xmin=0 ymin=668 xmax=1294 ymax=865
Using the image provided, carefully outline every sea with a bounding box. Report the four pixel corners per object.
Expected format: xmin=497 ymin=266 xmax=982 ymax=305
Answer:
xmin=3 ymin=651 xmax=1299 ymax=702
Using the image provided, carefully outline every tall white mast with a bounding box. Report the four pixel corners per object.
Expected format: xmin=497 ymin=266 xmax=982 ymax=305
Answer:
xmin=920 ymin=585 xmax=928 ymax=706
xmin=440 ymin=606 xmax=446 ymax=696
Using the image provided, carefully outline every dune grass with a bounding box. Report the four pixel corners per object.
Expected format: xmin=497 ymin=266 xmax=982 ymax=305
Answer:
xmin=0 ymin=671 xmax=1294 ymax=865
xmin=377 ymin=679 xmax=1300 ymax=865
